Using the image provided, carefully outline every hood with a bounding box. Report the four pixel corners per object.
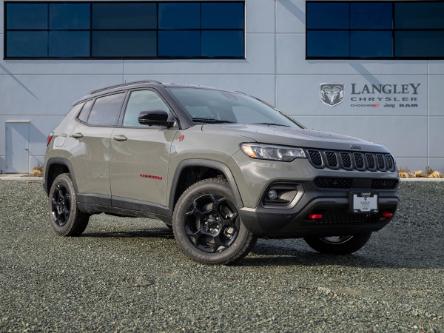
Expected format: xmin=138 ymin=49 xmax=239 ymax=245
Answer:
xmin=201 ymin=124 xmax=388 ymax=153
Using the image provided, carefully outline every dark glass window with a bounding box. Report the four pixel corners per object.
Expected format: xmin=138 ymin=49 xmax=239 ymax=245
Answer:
xmin=202 ymin=31 xmax=244 ymax=58
xmin=159 ymin=3 xmax=200 ymax=29
xmin=78 ymin=100 xmax=94 ymax=123
xmin=7 ymin=31 xmax=48 ymax=57
xmin=395 ymin=3 xmax=444 ymax=29
xmin=49 ymin=3 xmax=90 ymax=30
xmin=307 ymin=1 xmax=444 ymax=59
xmin=201 ymin=2 xmax=245 ymax=29
xmin=6 ymin=3 xmax=48 ymax=29
xmin=395 ymin=32 xmax=444 ymax=57
xmin=5 ymin=1 xmax=245 ymax=59
xmin=350 ymin=3 xmax=392 ymax=29
xmin=92 ymin=31 xmax=157 ymax=57
xmin=159 ymin=31 xmax=200 ymax=57
xmin=88 ymin=93 xmax=125 ymax=127
xmin=306 ymin=31 xmax=349 ymax=58
xmin=123 ymin=90 xmax=171 ymax=127
xmin=49 ymin=31 xmax=90 ymax=57
xmin=350 ymin=31 xmax=393 ymax=57
xmin=306 ymin=2 xmax=349 ymax=29
xmin=92 ymin=3 xmax=157 ymax=29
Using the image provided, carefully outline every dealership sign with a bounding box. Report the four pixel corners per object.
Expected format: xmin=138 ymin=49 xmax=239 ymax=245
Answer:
xmin=320 ymin=82 xmax=421 ymax=109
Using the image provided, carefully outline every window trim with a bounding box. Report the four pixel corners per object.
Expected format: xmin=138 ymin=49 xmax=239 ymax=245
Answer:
xmin=75 ymin=90 xmax=127 ymax=128
xmin=4 ymin=0 xmax=246 ymax=60
xmin=305 ymin=0 xmax=444 ymax=60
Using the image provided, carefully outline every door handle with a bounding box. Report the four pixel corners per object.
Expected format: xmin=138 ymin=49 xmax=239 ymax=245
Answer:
xmin=113 ymin=134 xmax=128 ymax=142
xmin=71 ymin=132 xmax=84 ymax=139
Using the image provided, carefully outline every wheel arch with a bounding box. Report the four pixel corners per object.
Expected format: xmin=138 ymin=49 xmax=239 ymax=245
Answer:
xmin=44 ymin=157 xmax=78 ymax=195
xmin=169 ymin=159 xmax=243 ymax=211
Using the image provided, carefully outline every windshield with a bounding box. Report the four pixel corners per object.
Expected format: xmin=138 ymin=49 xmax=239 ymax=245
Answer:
xmin=167 ymin=87 xmax=303 ymax=128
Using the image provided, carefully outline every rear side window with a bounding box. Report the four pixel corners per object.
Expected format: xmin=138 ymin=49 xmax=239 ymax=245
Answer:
xmin=87 ymin=92 xmax=125 ymax=126
xmin=77 ymin=99 xmax=93 ymax=122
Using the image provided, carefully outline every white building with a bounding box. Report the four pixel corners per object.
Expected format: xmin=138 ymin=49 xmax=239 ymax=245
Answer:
xmin=1 ymin=0 xmax=444 ymax=173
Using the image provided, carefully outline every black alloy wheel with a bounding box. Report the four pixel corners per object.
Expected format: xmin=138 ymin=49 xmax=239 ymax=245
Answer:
xmin=51 ymin=183 xmax=71 ymax=227
xmin=184 ymin=193 xmax=240 ymax=253
xmin=48 ymin=173 xmax=90 ymax=236
xmin=172 ymin=178 xmax=257 ymax=265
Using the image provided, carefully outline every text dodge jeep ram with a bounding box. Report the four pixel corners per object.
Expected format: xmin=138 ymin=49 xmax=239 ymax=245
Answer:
xmin=44 ymin=81 xmax=399 ymax=265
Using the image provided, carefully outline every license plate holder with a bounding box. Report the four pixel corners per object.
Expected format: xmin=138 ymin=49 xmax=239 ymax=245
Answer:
xmin=350 ymin=192 xmax=378 ymax=213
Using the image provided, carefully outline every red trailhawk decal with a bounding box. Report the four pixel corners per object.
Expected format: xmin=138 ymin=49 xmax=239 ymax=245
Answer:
xmin=140 ymin=173 xmax=163 ymax=181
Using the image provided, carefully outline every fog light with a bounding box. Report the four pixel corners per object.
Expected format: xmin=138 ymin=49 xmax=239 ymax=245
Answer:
xmin=267 ymin=190 xmax=278 ymax=200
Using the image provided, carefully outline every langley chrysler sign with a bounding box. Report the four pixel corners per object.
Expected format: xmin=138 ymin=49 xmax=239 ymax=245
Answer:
xmin=320 ymin=82 xmax=421 ymax=109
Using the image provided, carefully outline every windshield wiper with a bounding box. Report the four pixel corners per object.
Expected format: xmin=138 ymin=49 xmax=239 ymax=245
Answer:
xmin=253 ymin=122 xmax=290 ymax=127
xmin=192 ymin=118 xmax=235 ymax=124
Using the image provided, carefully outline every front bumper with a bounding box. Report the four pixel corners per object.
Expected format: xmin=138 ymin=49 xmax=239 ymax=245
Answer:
xmin=240 ymin=196 xmax=398 ymax=238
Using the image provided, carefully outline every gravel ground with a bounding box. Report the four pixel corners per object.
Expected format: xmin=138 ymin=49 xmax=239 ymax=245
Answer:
xmin=0 ymin=181 xmax=443 ymax=332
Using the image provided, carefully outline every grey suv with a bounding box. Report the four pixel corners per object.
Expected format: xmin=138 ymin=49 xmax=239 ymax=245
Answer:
xmin=44 ymin=80 xmax=399 ymax=265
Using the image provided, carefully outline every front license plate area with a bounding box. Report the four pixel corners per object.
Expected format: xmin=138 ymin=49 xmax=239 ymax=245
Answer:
xmin=351 ymin=193 xmax=378 ymax=213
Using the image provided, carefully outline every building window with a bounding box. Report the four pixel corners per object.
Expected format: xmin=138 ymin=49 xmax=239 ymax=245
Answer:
xmin=306 ymin=1 xmax=444 ymax=60
xmin=4 ymin=1 xmax=245 ymax=59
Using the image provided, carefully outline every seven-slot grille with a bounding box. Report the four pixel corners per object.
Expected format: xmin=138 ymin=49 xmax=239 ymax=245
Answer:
xmin=306 ymin=149 xmax=396 ymax=172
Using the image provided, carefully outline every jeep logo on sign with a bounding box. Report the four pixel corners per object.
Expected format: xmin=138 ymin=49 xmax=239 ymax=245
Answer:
xmin=320 ymin=83 xmax=344 ymax=107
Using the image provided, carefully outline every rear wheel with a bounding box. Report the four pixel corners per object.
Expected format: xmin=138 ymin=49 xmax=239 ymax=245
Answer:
xmin=172 ymin=178 xmax=256 ymax=265
xmin=304 ymin=233 xmax=372 ymax=255
xmin=48 ymin=173 xmax=89 ymax=236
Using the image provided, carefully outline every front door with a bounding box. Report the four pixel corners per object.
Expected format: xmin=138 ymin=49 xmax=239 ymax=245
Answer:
xmin=110 ymin=89 xmax=178 ymax=207
xmin=5 ymin=122 xmax=29 ymax=173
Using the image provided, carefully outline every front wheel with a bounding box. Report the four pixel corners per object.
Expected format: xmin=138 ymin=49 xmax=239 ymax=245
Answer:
xmin=304 ymin=233 xmax=372 ymax=255
xmin=172 ymin=178 xmax=256 ymax=265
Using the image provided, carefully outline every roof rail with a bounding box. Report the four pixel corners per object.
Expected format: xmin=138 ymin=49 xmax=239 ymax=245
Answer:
xmin=89 ymin=80 xmax=163 ymax=95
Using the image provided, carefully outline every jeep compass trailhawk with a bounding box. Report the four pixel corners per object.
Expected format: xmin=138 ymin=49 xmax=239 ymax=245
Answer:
xmin=44 ymin=81 xmax=399 ymax=265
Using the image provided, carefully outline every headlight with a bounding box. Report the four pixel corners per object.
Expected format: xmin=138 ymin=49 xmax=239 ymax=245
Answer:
xmin=240 ymin=143 xmax=306 ymax=162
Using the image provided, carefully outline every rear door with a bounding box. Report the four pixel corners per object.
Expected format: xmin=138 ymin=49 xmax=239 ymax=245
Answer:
xmin=109 ymin=89 xmax=178 ymax=207
xmin=70 ymin=92 xmax=126 ymax=198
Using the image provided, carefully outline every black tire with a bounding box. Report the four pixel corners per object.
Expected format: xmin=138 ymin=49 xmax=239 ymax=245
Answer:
xmin=48 ymin=173 xmax=89 ymax=236
xmin=304 ymin=233 xmax=372 ymax=255
xmin=172 ymin=178 xmax=257 ymax=265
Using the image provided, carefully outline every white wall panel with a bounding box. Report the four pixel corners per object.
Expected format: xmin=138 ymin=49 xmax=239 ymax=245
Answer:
xmin=276 ymin=74 xmax=427 ymax=116
xmin=276 ymin=34 xmax=428 ymax=75
xmin=123 ymin=33 xmax=275 ymax=75
xmin=429 ymin=117 xmax=444 ymax=157
xmin=125 ymin=74 xmax=276 ymax=105
xmin=428 ymin=75 xmax=444 ymax=116
xmin=429 ymin=158 xmax=444 ymax=171
xmin=276 ymin=0 xmax=305 ymax=34
xmin=0 ymin=74 xmax=123 ymax=116
xmin=246 ymin=0 xmax=275 ymax=33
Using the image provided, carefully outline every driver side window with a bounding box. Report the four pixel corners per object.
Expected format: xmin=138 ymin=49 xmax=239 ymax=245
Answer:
xmin=123 ymin=90 xmax=171 ymax=127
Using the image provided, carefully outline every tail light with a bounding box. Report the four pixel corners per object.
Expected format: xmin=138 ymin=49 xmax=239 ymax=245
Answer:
xmin=47 ymin=133 xmax=54 ymax=146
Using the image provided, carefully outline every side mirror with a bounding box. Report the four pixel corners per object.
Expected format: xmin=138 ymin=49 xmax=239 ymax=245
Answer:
xmin=138 ymin=110 xmax=174 ymax=127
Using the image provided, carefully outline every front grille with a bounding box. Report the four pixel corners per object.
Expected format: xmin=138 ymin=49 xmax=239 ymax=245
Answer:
xmin=325 ymin=151 xmax=339 ymax=168
xmin=365 ymin=153 xmax=376 ymax=170
xmin=308 ymin=210 xmax=381 ymax=225
xmin=340 ymin=152 xmax=353 ymax=169
xmin=353 ymin=152 xmax=365 ymax=170
xmin=308 ymin=150 xmax=323 ymax=168
xmin=306 ymin=149 xmax=396 ymax=172
xmin=315 ymin=177 xmax=399 ymax=190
